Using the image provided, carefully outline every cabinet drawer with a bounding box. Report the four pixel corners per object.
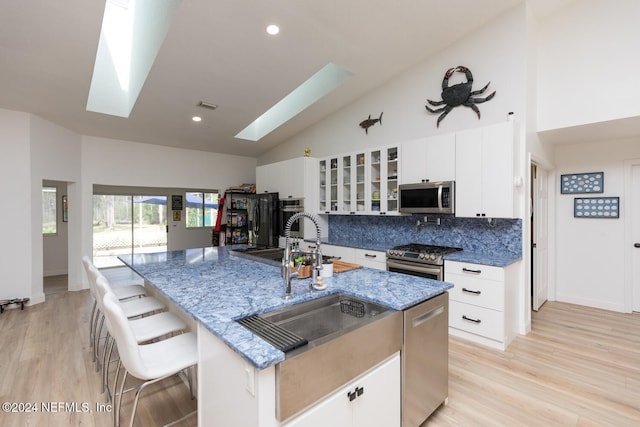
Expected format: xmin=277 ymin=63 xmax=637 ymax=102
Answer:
xmin=445 ymin=261 xmax=504 ymax=281
xmin=446 ymin=275 xmax=504 ymax=311
xmin=354 ymin=248 xmax=386 ymax=270
xmin=449 ymin=300 xmax=504 ymax=342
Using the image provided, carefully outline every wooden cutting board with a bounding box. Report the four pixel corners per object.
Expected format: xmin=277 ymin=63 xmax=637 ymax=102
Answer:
xmin=328 ymin=259 xmax=363 ymax=273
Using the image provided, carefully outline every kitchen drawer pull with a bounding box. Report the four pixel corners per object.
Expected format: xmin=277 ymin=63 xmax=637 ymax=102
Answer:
xmin=462 ymin=315 xmax=482 ymax=324
xmin=462 ymin=267 xmax=482 ymax=274
xmin=462 ymin=288 xmax=481 ymax=295
xmin=364 ymin=253 xmax=377 ymax=258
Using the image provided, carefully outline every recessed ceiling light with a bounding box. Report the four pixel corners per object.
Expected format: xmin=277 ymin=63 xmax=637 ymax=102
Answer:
xmin=266 ymin=24 xmax=279 ymax=35
xmin=192 ymin=116 xmax=202 ymax=122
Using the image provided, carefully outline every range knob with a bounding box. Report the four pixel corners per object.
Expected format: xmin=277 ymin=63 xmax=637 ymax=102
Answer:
xmin=419 ymin=253 xmax=425 ymax=259
xmin=429 ymin=254 xmax=436 ymax=261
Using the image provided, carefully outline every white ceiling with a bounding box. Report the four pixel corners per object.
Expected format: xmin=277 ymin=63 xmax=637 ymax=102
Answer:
xmin=0 ymin=0 xmax=572 ymax=158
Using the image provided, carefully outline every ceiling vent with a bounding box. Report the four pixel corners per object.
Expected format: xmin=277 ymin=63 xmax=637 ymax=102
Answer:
xmin=198 ymin=101 xmax=218 ymax=110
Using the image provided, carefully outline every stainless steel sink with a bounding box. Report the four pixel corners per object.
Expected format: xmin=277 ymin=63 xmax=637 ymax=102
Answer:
xmin=236 ymin=293 xmax=402 ymax=421
xmin=259 ymin=293 xmax=390 ymax=350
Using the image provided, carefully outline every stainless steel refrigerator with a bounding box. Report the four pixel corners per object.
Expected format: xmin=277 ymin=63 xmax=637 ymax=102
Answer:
xmin=246 ymin=192 xmax=279 ymax=248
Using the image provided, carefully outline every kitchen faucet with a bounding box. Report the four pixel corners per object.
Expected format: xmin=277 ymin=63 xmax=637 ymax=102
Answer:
xmin=281 ymin=212 xmax=323 ymax=299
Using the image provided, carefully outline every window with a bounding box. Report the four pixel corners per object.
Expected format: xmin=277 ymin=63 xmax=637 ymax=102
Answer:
xmin=186 ymin=192 xmax=219 ymax=228
xmin=42 ymin=187 xmax=57 ymax=235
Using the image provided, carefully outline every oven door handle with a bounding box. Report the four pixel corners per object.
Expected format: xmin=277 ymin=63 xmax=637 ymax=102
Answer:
xmin=386 ymin=259 xmax=442 ymax=276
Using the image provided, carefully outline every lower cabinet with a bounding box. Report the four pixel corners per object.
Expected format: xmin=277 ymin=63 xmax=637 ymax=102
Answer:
xmin=445 ymin=260 xmax=520 ymax=351
xmin=292 ymin=243 xmax=387 ymax=271
xmin=282 ymin=354 xmax=400 ymax=427
xmin=353 ymin=248 xmax=386 ymax=270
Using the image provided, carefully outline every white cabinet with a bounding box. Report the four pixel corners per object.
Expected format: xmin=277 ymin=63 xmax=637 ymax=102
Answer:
xmin=308 ymin=245 xmax=385 ymax=271
xmin=455 ymin=122 xmax=515 ymax=218
xmin=319 ymin=153 xmax=364 ymax=214
xmin=353 ymin=248 xmax=386 ymax=270
xmin=283 ymin=354 xmax=400 ymax=427
xmin=319 ymin=145 xmax=400 ymax=216
xmin=445 ymin=260 xmax=519 ymax=350
xmin=257 ymin=157 xmax=317 ymax=201
xmin=369 ymin=145 xmax=400 ymax=215
xmin=400 ymin=133 xmax=456 ymax=184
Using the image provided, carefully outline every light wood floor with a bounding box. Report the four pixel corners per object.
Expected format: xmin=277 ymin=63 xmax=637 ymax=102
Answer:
xmin=428 ymin=302 xmax=640 ymax=426
xmin=0 ymin=271 xmax=196 ymax=427
xmin=1 ymin=273 xmax=639 ymax=426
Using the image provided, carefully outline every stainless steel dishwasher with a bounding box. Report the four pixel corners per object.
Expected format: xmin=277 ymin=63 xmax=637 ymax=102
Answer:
xmin=402 ymin=291 xmax=448 ymax=426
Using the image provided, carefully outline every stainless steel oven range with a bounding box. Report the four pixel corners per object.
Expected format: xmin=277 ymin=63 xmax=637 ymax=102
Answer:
xmin=386 ymin=243 xmax=462 ymax=281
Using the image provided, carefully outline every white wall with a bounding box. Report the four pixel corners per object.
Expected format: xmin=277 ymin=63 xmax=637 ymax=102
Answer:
xmin=554 ymin=138 xmax=640 ymax=311
xmin=537 ymin=0 xmax=640 ymax=131
xmin=30 ymin=115 xmax=82 ymax=297
xmin=0 ymin=110 xmax=32 ymax=301
xmin=259 ymin=5 xmax=528 ymax=166
xmin=1 ymin=109 xmax=257 ymax=301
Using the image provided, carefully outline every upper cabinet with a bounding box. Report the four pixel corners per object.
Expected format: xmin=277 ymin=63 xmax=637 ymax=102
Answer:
xmin=257 ymin=157 xmax=318 ymax=202
xmin=319 ymin=145 xmax=400 ymax=216
xmin=400 ymin=133 xmax=456 ymax=184
xmin=455 ymin=122 xmax=515 ymax=218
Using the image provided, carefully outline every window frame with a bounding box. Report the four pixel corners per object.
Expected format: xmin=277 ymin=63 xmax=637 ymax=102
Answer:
xmin=185 ymin=191 xmax=219 ymax=228
xmin=42 ymin=186 xmax=58 ymax=235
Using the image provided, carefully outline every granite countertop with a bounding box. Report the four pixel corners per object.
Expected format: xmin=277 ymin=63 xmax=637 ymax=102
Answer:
xmin=443 ymin=251 xmax=521 ymax=267
xmin=118 ymin=246 xmax=452 ymax=370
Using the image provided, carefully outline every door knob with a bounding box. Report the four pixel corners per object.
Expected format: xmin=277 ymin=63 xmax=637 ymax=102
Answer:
xmin=634 ymin=243 xmax=640 ymax=248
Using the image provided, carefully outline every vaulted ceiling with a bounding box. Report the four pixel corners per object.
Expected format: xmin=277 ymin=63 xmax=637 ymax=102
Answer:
xmin=0 ymin=0 xmax=571 ymax=157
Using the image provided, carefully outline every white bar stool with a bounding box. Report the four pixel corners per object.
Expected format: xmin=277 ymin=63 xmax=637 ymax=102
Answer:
xmin=94 ymin=272 xmax=188 ymax=399
xmin=102 ymin=290 xmax=197 ymax=427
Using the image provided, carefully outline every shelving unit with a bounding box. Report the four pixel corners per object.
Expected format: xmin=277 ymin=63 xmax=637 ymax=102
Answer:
xmin=225 ymin=192 xmax=250 ymax=244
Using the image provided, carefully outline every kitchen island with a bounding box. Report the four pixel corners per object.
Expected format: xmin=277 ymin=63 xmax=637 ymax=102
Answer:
xmin=118 ymin=246 xmax=453 ymax=426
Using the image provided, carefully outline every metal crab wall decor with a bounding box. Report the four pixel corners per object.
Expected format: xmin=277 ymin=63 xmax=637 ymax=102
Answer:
xmin=425 ymin=66 xmax=496 ymax=127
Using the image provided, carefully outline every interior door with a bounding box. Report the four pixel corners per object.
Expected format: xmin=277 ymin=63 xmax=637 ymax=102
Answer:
xmin=532 ymin=164 xmax=549 ymax=311
xmin=632 ymin=165 xmax=640 ymax=312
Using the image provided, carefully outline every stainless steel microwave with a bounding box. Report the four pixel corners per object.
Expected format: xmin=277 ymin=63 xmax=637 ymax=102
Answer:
xmin=398 ymin=181 xmax=455 ymax=214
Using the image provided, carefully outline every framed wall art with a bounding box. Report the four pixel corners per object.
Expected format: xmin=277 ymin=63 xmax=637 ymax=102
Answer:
xmin=574 ymin=196 xmax=619 ymax=218
xmin=171 ymin=195 xmax=183 ymax=210
xmin=561 ymin=172 xmax=603 ymax=194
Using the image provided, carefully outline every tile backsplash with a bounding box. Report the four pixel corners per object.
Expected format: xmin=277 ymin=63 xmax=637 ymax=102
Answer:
xmin=327 ymin=214 xmax=522 ymax=257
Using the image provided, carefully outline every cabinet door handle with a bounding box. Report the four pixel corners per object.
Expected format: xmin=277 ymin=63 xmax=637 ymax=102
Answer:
xmin=462 ymin=315 xmax=482 ymax=324
xmin=364 ymin=253 xmax=377 ymax=258
xmin=347 ymin=391 xmax=357 ymax=402
xmin=462 ymin=288 xmax=481 ymax=295
xmin=356 ymin=386 xmax=364 ymax=397
xmin=634 ymin=243 xmax=640 ymax=248
xmin=462 ymin=267 xmax=482 ymax=274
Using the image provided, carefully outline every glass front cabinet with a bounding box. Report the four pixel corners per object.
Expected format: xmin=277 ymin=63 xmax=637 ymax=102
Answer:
xmin=318 ymin=145 xmax=400 ymax=215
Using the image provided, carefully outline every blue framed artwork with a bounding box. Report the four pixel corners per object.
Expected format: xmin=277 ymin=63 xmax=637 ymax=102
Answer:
xmin=561 ymin=172 xmax=603 ymax=194
xmin=574 ymin=197 xmax=619 ymax=218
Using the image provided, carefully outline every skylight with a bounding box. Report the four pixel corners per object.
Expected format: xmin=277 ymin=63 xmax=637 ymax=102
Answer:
xmin=235 ymin=63 xmax=353 ymax=141
xmin=86 ymin=0 xmax=180 ymax=118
